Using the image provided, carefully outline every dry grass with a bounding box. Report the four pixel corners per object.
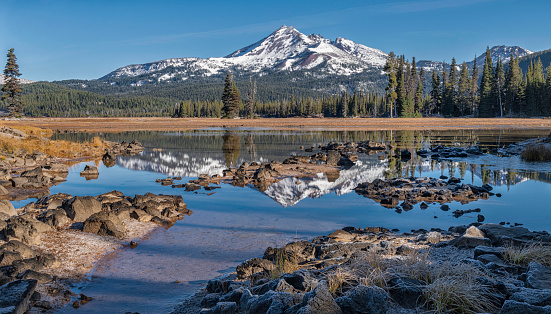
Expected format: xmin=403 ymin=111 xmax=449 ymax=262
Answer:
xmin=503 ymin=242 xmax=551 ymax=267
xmin=4 ymin=117 xmax=551 ymax=133
xmin=329 ymin=250 xmax=498 ymax=313
xmin=0 ymin=125 xmax=109 ymax=159
xmin=269 ymin=249 xmax=300 ymax=280
xmin=521 ymin=144 xmax=551 ymax=161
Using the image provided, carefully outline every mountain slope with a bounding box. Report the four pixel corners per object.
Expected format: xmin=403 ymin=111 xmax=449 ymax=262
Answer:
xmin=103 ymin=25 xmax=389 ymax=82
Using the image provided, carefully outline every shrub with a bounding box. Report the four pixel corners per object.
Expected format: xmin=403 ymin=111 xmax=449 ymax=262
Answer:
xmin=521 ymin=144 xmax=551 ymax=161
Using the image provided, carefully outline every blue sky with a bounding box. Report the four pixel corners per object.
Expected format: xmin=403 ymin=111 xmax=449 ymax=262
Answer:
xmin=2 ymin=0 xmax=550 ymax=81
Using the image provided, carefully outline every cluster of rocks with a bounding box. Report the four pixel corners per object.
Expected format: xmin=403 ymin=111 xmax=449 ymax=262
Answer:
xmin=186 ymin=223 xmax=551 ymax=314
xmin=0 ymin=191 xmax=190 ymax=312
xmin=0 ymin=165 xmax=69 ymax=201
xmin=416 ymin=145 xmax=484 ymax=160
xmin=355 ymin=176 xmax=495 ymax=208
xmin=102 ymin=140 xmax=144 ymax=167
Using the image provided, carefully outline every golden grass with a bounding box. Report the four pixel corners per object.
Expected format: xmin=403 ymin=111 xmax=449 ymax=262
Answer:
xmin=269 ymin=249 xmax=300 ymax=280
xmin=4 ymin=117 xmax=551 ymax=133
xmin=329 ymin=250 xmax=498 ymax=313
xmin=521 ymin=144 xmax=551 ymax=161
xmin=503 ymin=242 xmax=551 ymax=267
xmin=0 ymin=125 xmax=109 ymax=159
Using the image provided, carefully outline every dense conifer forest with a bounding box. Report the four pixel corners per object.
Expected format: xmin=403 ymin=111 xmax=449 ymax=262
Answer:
xmin=1 ymin=48 xmax=550 ymax=118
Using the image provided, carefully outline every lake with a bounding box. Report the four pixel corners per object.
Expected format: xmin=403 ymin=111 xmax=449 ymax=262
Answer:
xmin=15 ymin=128 xmax=551 ymax=313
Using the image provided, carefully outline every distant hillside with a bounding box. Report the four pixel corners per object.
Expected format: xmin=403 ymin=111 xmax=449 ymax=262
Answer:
xmin=518 ymin=48 xmax=551 ymax=73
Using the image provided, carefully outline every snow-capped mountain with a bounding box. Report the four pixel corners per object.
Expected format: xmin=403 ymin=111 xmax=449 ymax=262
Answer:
xmin=85 ymin=25 xmax=538 ymax=97
xmin=417 ymin=45 xmax=533 ymax=72
xmin=102 ymin=25 xmax=388 ymax=81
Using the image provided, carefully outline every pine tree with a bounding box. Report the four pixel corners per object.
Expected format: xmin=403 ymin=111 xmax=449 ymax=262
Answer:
xmin=443 ymin=58 xmax=458 ymax=116
xmin=457 ymin=62 xmax=470 ymax=116
xmin=221 ymin=72 xmax=240 ymax=118
xmin=384 ymin=52 xmax=398 ymax=118
xmin=440 ymin=63 xmax=448 ymax=116
xmin=396 ymin=56 xmax=406 ymax=117
xmin=246 ymin=76 xmax=256 ymax=119
xmin=479 ymin=47 xmax=495 ymax=117
xmin=429 ymin=70 xmax=441 ymax=116
xmin=1 ymin=48 xmax=24 ymax=116
xmin=504 ymin=55 xmax=523 ymax=115
xmin=495 ymin=57 xmax=505 ymax=117
xmin=470 ymin=56 xmax=479 ymax=116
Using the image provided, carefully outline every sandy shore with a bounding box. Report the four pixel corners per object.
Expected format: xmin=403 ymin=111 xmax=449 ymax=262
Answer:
xmin=3 ymin=117 xmax=551 ymax=133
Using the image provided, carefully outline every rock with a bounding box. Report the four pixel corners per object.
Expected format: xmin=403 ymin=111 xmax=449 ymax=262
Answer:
xmin=480 ymin=223 xmax=536 ymax=245
xmin=335 ymin=284 xmax=389 ymax=314
xmin=0 ymin=185 xmax=9 ymax=196
xmin=0 ymin=279 xmax=38 ymax=314
xmin=450 ymin=235 xmax=491 ymax=248
xmin=3 ymin=217 xmax=51 ymax=245
xmin=286 ymin=280 xmax=341 ymax=314
xmin=43 ymin=163 xmax=69 ymax=173
xmin=0 ymin=250 xmax=22 ymax=267
xmin=526 ymin=263 xmax=551 ymax=290
xmin=245 ymin=290 xmax=302 ymax=314
xmin=281 ymin=270 xmax=319 ymax=292
xmin=62 ymin=196 xmax=102 ymax=221
xmin=328 ymin=230 xmax=355 ymax=242
xmin=474 ymin=246 xmax=506 ymax=259
xmin=326 ymin=151 xmax=341 ymax=166
xmin=0 ymin=200 xmax=16 ymax=217
xmin=38 ymin=209 xmax=70 ymax=227
xmin=511 ymin=288 xmax=551 ymax=306
xmin=236 ymin=258 xmax=274 ymax=279
xmin=465 ymin=226 xmax=486 ymax=238
xmin=499 ymin=300 xmax=551 ymax=314
xmin=80 ymin=165 xmax=99 ymax=176
xmin=102 ymin=152 xmax=116 ymax=167
xmin=426 ymin=231 xmax=442 ymax=244
xmin=211 ymin=302 xmax=237 ymax=314
xmin=21 ymin=167 xmax=43 ymax=178
xmin=200 ymin=293 xmax=221 ymax=308
xmin=130 ymin=209 xmax=152 ymax=222
xmin=83 ymin=212 xmax=126 ymax=239
xmin=16 ymin=270 xmax=52 ymax=284
xmin=185 ymin=183 xmax=201 ymax=192
xmin=477 ymin=254 xmax=510 ymax=268
xmin=388 ymin=277 xmax=423 ymax=308
xmin=0 ymin=241 xmax=37 ymax=259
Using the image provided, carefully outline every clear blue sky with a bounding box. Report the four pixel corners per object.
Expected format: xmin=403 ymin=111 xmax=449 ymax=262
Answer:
xmin=2 ymin=0 xmax=550 ymax=82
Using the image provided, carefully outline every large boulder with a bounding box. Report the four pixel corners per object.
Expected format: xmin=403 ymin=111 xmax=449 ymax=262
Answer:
xmin=335 ymin=285 xmax=389 ymax=314
xmin=3 ymin=217 xmax=51 ymax=245
xmin=286 ymin=280 xmax=342 ymax=314
xmin=38 ymin=209 xmax=70 ymax=227
xmin=526 ymin=263 xmax=551 ymax=290
xmin=0 ymin=240 xmax=38 ymax=259
xmin=0 ymin=200 xmax=16 ymax=217
xmin=511 ymin=288 xmax=551 ymax=306
xmin=480 ymin=223 xmax=538 ymax=245
xmin=62 ymin=196 xmax=102 ymax=221
xmin=245 ymin=290 xmax=302 ymax=314
xmin=236 ymin=258 xmax=275 ymax=279
xmin=499 ymin=300 xmax=551 ymax=314
xmin=82 ymin=212 xmax=126 ymax=239
xmin=0 ymin=279 xmax=38 ymax=314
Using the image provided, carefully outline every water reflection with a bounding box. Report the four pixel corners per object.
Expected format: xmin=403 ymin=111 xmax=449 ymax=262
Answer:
xmin=54 ymin=129 xmax=551 ymax=208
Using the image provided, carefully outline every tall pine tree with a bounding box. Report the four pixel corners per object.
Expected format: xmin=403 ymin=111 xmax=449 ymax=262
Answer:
xmin=479 ymin=47 xmax=495 ymax=117
xmin=1 ymin=48 xmax=24 ymax=116
xmin=384 ymin=52 xmax=398 ymax=118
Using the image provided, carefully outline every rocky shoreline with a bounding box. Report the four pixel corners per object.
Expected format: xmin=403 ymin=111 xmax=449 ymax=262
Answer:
xmin=0 ymin=126 xmax=197 ymax=312
xmin=176 ymin=223 xmax=551 ymax=314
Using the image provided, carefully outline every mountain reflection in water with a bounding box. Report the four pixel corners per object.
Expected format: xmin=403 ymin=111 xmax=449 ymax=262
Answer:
xmin=58 ymin=129 xmax=548 ymax=208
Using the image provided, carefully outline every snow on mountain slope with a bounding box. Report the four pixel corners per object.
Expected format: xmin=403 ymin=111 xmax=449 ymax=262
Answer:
xmin=102 ymin=25 xmax=389 ymax=80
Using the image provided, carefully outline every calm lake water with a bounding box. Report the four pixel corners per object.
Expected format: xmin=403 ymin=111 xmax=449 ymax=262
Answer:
xmin=17 ymin=128 xmax=551 ymax=313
